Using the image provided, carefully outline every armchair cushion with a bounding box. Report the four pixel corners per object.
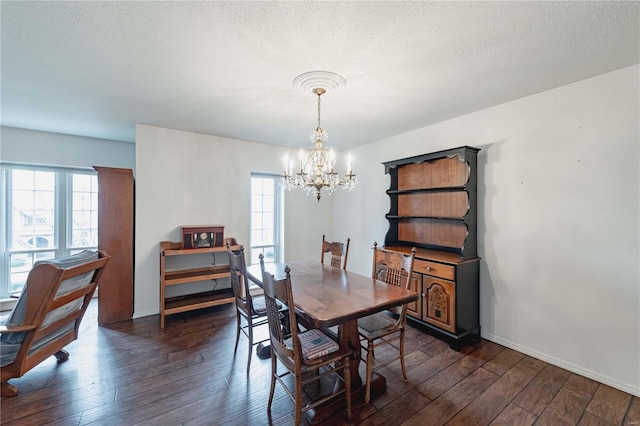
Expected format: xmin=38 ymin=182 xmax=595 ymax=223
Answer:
xmin=0 ymin=342 xmax=21 ymax=368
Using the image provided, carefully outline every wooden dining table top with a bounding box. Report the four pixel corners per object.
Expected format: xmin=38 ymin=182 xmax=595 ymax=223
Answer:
xmin=246 ymin=260 xmax=419 ymax=328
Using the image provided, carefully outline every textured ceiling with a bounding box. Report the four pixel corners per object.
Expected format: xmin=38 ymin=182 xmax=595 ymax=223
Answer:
xmin=1 ymin=1 xmax=638 ymax=150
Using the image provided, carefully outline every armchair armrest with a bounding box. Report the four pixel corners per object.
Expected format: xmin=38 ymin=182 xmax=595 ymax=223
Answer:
xmin=0 ymin=324 xmax=37 ymax=334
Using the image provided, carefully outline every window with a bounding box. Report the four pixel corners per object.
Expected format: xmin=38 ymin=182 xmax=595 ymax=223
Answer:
xmin=1 ymin=165 xmax=98 ymax=298
xmin=249 ymin=173 xmax=283 ymax=266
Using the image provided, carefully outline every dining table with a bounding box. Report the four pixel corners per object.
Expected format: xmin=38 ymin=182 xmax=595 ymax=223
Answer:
xmin=245 ymin=260 xmax=419 ymax=402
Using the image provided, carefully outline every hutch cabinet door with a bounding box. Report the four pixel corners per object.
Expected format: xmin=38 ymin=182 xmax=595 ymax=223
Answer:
xmin=406 ymin=272 xmax=422 ymax=318
xmin=423 ymin=276 xmax=456 ymax=333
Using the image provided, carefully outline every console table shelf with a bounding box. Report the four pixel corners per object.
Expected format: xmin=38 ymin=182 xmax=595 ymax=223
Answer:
xmin=164 ymin=265 xmax=233 ymax=285
xmin=163 ymin=289 xmax=235 ymax=314
xmin=160 ymin=240 xmax=241 ymax=328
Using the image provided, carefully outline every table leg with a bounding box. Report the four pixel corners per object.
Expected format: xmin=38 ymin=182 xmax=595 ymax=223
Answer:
xmin=338 ymin=319 xmax=362 ymax=389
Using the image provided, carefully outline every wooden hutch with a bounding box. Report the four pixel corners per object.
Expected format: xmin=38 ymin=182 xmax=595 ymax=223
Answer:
xmin=383 ymin=146 xmax=480 ymax=348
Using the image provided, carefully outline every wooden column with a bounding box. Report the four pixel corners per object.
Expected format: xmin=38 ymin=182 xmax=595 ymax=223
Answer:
xmin=93 ymin=166 xmax=134 ymax=325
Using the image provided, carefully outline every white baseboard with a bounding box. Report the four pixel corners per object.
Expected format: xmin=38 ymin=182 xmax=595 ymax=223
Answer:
xmin=133 ymin=308 xmax=158 ymax=319
xmin=482 ymin=331 xmax=640 ymax=397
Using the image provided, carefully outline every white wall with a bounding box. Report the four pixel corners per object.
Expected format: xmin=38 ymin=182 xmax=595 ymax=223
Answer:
xmin=4 ymin=64 xmax=637 ymax=396
xmin=332 ymin=65 xmax=640 ymax=396
xmin=0 ymin=126 xmax=135 ymax=170
xmin=134 ymin=125 xmax=330 ymax=318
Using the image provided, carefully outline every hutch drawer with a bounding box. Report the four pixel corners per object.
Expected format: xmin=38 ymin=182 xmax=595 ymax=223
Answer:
xmin=413 ymin=259 xmax=455 ymax=280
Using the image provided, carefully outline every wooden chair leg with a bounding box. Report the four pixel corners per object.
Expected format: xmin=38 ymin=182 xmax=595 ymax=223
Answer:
xmin=1 ymin=381 xmax=18 ymax=398
xmin=267 ymin=356 xmax=277 ymax=412
xmin=54 ymin=349 xmax=69 ymax=362
xmin=246 ymin=319 xmax=253 ymax=374
xmin=400 ymin=331 xmax=408 ymax=381
xmin=233 ymin=312 xmax=241 ymax=355
xmin=294 ymin=373 xmax=303 ymax=426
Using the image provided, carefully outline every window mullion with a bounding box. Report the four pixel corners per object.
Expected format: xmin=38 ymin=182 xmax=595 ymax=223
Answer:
xmin=57 ymin=172 xmax=67 ymax=256
xmin=0 ymin=168 xmax=8 ymax=297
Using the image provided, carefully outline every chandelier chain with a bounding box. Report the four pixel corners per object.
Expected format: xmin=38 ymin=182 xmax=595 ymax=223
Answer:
xmin=317 ymin=91 xmax=322 ymax=130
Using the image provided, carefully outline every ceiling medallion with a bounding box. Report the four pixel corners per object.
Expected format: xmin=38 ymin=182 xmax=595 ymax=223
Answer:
xmin=292 ymin=71 xmax=347 ymax=93
xmin=283 ymin=72 xmax=356 ymax=202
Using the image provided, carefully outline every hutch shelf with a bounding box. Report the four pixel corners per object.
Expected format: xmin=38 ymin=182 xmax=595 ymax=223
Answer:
xmin=383 ymin=146 xmax=481 ymax=348
xmin=159 ymin=241 xmax=241 ymax=328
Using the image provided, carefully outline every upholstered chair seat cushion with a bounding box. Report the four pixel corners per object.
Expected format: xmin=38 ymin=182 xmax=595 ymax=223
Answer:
xmin=250 ymin=295 xmax=282 ymax=315
xmin=358 ymin=312 xmax=399 ymax=339
xmin=284 ymin=328 xmax=339 ymax=361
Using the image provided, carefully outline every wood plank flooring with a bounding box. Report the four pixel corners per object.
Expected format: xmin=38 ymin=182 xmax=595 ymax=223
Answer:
xmin=1 ymin=301 xmax=638 ymax=425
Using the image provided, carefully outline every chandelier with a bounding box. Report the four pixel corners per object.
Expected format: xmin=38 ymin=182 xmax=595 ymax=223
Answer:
xmin=283 ymin=74 xmax=357 ymax=202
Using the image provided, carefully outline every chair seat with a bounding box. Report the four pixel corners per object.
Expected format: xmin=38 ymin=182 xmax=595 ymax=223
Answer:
xmin=251 ymin=295 xmax=281 ymax=315
xmin=358 ymin=312 xmax=399 ymax=339
xmin=284 ymin=328 xmax=339 ymax=361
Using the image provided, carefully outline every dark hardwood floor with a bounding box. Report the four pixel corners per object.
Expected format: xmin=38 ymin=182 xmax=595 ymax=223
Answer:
xmin=1 ymin=300 xmax=638 ymax=425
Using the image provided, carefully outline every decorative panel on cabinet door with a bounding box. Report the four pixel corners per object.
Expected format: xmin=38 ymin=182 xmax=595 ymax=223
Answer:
xmin=423 ymin=276 xmax=456 ymax=333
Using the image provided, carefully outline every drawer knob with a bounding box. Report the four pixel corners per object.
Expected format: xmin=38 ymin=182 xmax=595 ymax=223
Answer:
xmin=426 ymin=266 xmax=434 ymax=271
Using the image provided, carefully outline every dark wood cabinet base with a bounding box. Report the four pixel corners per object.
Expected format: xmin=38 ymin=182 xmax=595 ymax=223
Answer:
xmin=408 ymin=316 xmax=481 ymax=350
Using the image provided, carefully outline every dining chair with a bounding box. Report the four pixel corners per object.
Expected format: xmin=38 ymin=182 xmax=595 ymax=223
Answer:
xmin=227 ymin=243 xmax=271 ymax=374
xmin=259 ymin=254 xmax=353 ymax=425
xmin=358 ymin=242 xmax=416 ymax=403
xmin=321 ymin=235 xmax=350 ymax=270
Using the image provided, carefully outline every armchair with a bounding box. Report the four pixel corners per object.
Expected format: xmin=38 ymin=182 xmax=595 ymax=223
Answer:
xmin=0 ymin=250 xmax=110 ymax=397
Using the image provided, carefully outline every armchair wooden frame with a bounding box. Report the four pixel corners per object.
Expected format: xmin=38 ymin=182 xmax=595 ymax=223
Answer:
xmin=321 ymin=235 xmax=350 ymax=270
xmin=1 ymin=250 xmax=110 ymax=398
xmin=358 ymin=242 xmax=416 ymax=402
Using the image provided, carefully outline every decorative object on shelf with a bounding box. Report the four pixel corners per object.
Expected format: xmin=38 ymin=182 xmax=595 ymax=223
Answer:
xmin=181 ymin=225 xmax=224 ymax=249
xmin=283 ymin=71 xmax=357 ymax=202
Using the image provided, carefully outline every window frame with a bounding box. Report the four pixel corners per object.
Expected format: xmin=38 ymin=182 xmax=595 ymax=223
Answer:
xmin=0 ymin=164 xmax=98 ymax=299
xmin=249 ymin=172 xmax=284 ymax=266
